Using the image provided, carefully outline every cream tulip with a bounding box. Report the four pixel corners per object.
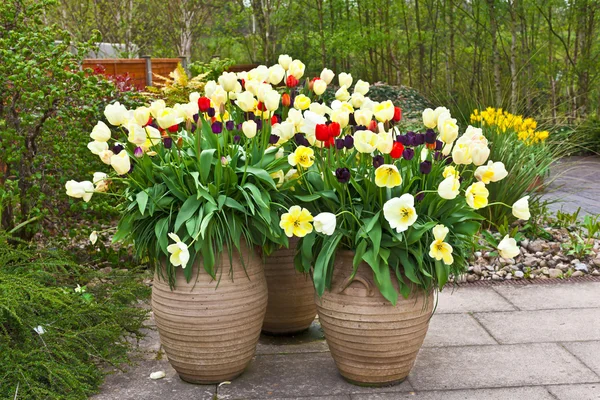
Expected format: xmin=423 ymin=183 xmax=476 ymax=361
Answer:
xmin=289 ymin=59 xmax=305 ymax=79
xmin=264 ymin=90 xmax=281 ymax=111
xmin=90 ymin=121 xmax=111 ymax=142
xmin=470 ymin=143 xmax=490 ymax=166
xmin=110 ymin=151 xmax=131 ymax=175
xmin=133 ymin=106 xmax=151 ymax=126
xmin=65 ymin=180 xmax=94 ymax=202
xmin=167 ymin=233 xmax=190 ymax=268
xmin=236 ymin=91 xmax=256 ymax=112
xmin=383 ymin=194 xmax=418 ymax=233
xmin=373 ymin=100 xmax=395 ymax=122
xmin=98 ymin=149 xmax=114 ymax=165
xmin=149 ymin=99 xmax=166 ymax=118
xmin=268 ymin=64 xmax=285 ymax=85
xmin=87 ymin=140 xmax=108 ymax=155
xmin=335 ymin=86 xmax=350 ymax=102
xmin=512 ymin=196 xmax=531 ymax=220
xmin=350 ymin=92 xmax=365 ymax=108
xmin=313 ymin=79 xmax=327 ymax=96
xmin=354 ymin=129 xmax=378 ymax=153
xmin=218 ymin=72 xmax=238 ymax=92
xmin=242 ymin=120 xmax=257 ymax=139
xmin=474 ymin=161 xmax=508 ymax=184
xmin=93 ymin=172 xmax=109 ymax=192
xmin=104 ymin=102 xmax=128 ymax=126
xmin=320 ymin=68 xmax=335 ymax=84
xmin=127 ymin=122 xmax=146 ymax=145
xmin=278 ymin=54 xmax=293 ymax=70
xmin=354 ymin=109 xmax=373 ymax=126
xmin=438 ymin=175 xmax=461 ymax=200
xmin=422 ymin=108 xmax=437 ymax=129
xmin=498 ymin=235 xmax=520 ymax=259
xmin=338 ymin=72 xmax=353 ymax=88
xmin=354 ymin=79 xmax=370 ymax=95
xmin=313 ymin=212 xmax=337 ymax=235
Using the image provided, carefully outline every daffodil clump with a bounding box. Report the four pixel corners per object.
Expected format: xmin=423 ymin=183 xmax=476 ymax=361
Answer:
xmin=470 ymin=107 xmax=549 ymax=145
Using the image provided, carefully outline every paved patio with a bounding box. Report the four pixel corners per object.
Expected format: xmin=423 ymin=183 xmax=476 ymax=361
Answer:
xmin=93 ymin=281 xmax=600 ymax=400
xmin=542 ymin=155 xmax=600 ymax=216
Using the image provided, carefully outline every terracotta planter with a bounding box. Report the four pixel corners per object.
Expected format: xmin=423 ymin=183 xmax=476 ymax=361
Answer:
xmin=262 ymin=238 xmax=317 ymax=335
xmin=316 ymin=251 xmax=434 ymax=386
xmin=151 ymin=243 xmax=267 ymax=384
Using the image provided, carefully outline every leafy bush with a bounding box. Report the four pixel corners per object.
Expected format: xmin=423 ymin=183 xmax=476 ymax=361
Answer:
xmin=144 ymin=63 xmax=206 ymax=105
xmin=189 ymin=57 xmax=236 ymax=81
xmin=0 ymin=234 xmax=149 ymax=400
xmin=0 ymin=0 xmax=144 ymax=240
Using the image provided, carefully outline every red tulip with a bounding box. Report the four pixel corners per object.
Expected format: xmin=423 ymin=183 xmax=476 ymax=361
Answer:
xmin=323 ymin=136 xmax=335 ymax=148
xmin=198 ymin=97 xmax=211 ymax=112
xmin=257 ymin=101 xmax=267 ymax=112
xmin=328 ymin=122 xmax=341 ymax=138
xmin=390 ymin=142 xmax=405 ymax=159
xmin=271 ymin=115 xmax=279 ymax=126
xmin=168 ymin=124 xmax=179 ymax=133
xmin=368 ymin=120 xmax=378 ymax=132
xmin=393 ymin=106 xmax=402 ymax=122
xmin=286 ymin=75 xmax=299 ymax=88
xmin=315 ymin=124 xmax=330 ymax=142
xmin=282 ymin=93 xmax=291 ymax=107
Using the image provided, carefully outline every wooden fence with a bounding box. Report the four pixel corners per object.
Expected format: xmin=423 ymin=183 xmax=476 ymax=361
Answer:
xmin=82 ymin=59 xmax=261 ymax=90
xmin=82 ymin=58 xmax=184 ymax=90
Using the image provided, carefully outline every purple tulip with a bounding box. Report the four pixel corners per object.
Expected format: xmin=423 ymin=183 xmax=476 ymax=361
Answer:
xmin=269 ymin=134 xmax=279 ymax=144
xmin=354 ymin=125 xmax=367 ymax=132
xmin=233 ymin=135 xmax=241 ymax=143
xmin=402 ymin=148 xmax=414 ymax=160
xmin=193 ymin=113 xmax=199 ymax=123
xmin=112 ymin=143 xmax=124 ymax=154
xmin=255 ymin=119 xmax=263 ymax=130
xmin=335 ymin=167 xmax=351 ymax=183
xmin=211 ymin=121 xmax=223 ymax=134
xmin=294 ymin=133 xmax=309 ymax=146
xmin=373 ymin=155 xmax=384 ymax=169
xmin=425 ymin=129 xmax=436 ymax=144
xmin=415 ymin=192 xmax=425 ymax=202
xmin=335 ymin=138 xmax=345 ymax=150
xmin=163 ymin=137 xmax=173 ymax=149
xmin=434 ymin=151 xmax=444 ymax=161
xmin=344 ymin=135 xmax=354 ymax=149
xmin=134 ymin=146 xmax=143 ymax=158
xmin=207 ymin=107 xmax=216 ymax=117
xmin=396 ymin=135 xmax=409 ymax=145
xmin=420 ymin=160 xmax=432 ymax=174
xmin=225 ymin=120 xmax=235 ymax=131
xmin=436 ymin=140 xmax=444 ymax=151
xmin=414 ymin=134 xmax=425 ymax=145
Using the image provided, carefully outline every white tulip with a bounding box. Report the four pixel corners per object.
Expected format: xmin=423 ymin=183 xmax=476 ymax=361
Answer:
xmin=104 ymin=102 xmax=128 ymax=126
xmin=338 ymin=72 xmax=353 ymax=88
xmin=242 ymin=120 xmax=257 ymax=139
xmin=288 ymin=59 xmax=305 ymax=79
xmin=438 ymin=175 xmax=461 ymax=200
xmin=218 ymin=72 xmax=238 ymax=92
xmin=383 ymin=194 xmax=418 ymax=233
xmin=90 ymin=121 xmax=111 ymax=142
xmin=110 ymin=151 xmax=131 ymax=175
xmin=204 ymin=80 xmax=217 ymax=98
xmin=65 ymin=180 xmax=94 ymax=202
xmin=354 ymin=79 xmax=370 ymax=95
xmin=422 ymin=108 xmax=437 ymax=129
xmin=87 ymin=140 xmax=108 ymax=155
xmin=189 ymin=92 xmax=201 ymax=103
xmin=236 ymin=91 xmax=256 ymax=112
xmin=127 ymin=122 xmax=147 ymax=145
xmin=98 ymin=149 xmax=114 ymax=165
xmin=320 ymin=68 xmax=335 ymax=84
xmin=133 ymin=106 xmax=151 ymax=126
xmin=93 ymin=172 xmax=109 ymax=192
xmin=313 ymin=212 xmax=337 ymax=236
xmin=498 ymin=235 xmax=520 ymax=259
xmin=263 ymin=90 xmax=281 ymax=111
xmin=278 ymin=54 xmax=293 ymax=70
xmin=149 ymin=100 xmax=166 ymax=118
xmin=268 ymin=64 xmax=285 ymax=85
xmin=313 ymin=79 xmax=327 ymax=96
xmin=512 ymin=196 xmax=531 ymax=220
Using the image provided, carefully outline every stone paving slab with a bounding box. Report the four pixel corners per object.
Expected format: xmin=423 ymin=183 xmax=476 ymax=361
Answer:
xmin=493 ymin=283 xmax=600 ymax=310
xmin=546 ymin=384 xmax=600 ymax=400
xmin=216 ymin=353 xmax=413 ymax=399
xmin=266 ymin=396 xmax=351 ymax=400
xmin=562 ymin=341 xmax=600 ymax=376
xmin=408 ymin=343 xmax=598 ymax=391
xmin=435 ymin=287 xmax=516 ymax=314
xmin=423 ymin=313 xmax=497 ymax=347
xmin=350 ymin=387 xmax=555 ymax=400
xmin=91 ymin=357 xmax=216 ymax=400
xmin=474 ymin=309 xmax=600 ymax=344
xmin=257 ymin=321 xmax=329 ymax=355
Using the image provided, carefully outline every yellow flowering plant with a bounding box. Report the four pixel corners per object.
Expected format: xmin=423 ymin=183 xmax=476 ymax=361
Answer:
xmin=272 ymin=73 xmax=529 ymax=303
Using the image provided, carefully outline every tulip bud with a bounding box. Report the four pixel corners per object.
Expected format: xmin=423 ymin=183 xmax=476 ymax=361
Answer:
xmin=320 ymin=68 xmax=335 ymax=84
xmin=393 ymin=107 xmax=402 ymax=122
xmin=313 ymin=79 xmax=327 ymax=96
xmin=286 ymin=75 xmax=299 ymax=88
xmin=281 ymin=93 xmax=291 ymax=107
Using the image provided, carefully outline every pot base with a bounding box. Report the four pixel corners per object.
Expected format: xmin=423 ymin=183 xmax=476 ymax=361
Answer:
xmin=179 ymin=372 xmax=243 ymax=385
xmin=342 ymin=376 xmax=407 ymax=388
xmin=261 ymin=326 xmax=311 ymax=336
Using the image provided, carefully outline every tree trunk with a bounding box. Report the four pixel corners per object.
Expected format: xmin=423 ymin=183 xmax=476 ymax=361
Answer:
xmin=509 ymin=0 xmax=518 ymax=112
xmin=487 ymin=0 xmax=502 ymax=106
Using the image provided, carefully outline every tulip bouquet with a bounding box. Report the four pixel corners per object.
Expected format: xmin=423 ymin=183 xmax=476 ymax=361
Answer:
xmin=66 ymin=85 xmax=296 ymax=285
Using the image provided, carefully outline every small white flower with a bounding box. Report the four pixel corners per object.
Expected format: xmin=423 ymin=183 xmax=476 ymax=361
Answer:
xmin=512 ymin=196 xmax=531 ymax=220
xmin=313 ymin=212 xmax=337 ymax=236
xmin=33 ymin=325 xmax=45 ymax=335
xmin=74 ymin=284 xmax=85 ymax=293
xmin=167 ymin=233 xmax=190 ymax=268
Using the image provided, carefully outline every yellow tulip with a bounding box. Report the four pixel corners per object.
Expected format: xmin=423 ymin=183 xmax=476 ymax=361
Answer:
xmin=294 ymin=94 xmax=311 ymax=111
xmin=429 ymin=224 xmax=454 ymax=265
xmin=279 ymin=206 xmax=314 ymax=237
xmin=287 ymin=146 xmax=315 ymax=168
xmin=375 ymin=164 xmax=402 ymax=188
xmin=465 ymin=182 xmax=489 ymax=209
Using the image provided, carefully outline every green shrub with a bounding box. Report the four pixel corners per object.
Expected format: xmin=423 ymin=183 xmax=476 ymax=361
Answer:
xmin=189 ymin=57 xmax=236 ymax=81
xmin=0 ymin=234 xmax=149 ymax=400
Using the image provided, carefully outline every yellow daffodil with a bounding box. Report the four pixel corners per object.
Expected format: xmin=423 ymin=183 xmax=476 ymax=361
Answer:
xmin=279 ymin=206 xmax=314 ymax=237
xmin=287 ymin=146 xmax=315 ymax=168
xmin=429 ymin=224 xmax=454 ymax=265
xmin=375 ymin=164 xmax=402 ymax=188
xmin=383 ymin=194 xmax=417 ymax=233
xmin=465 ymin=182 xmax=489 ymax=209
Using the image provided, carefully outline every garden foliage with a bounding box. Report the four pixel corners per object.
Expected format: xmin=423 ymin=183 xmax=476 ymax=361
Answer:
xmin=0 ymin=233 xmax=149 ymax=400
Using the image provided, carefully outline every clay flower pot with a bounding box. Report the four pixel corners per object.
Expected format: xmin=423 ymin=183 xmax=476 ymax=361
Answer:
xmin=152 ymin=243 xmax=267 ymax=384
xmin=262 ymin=238 xmax=317 ymax=335
xmin=316 ymin=251 xmax=433 ymax=386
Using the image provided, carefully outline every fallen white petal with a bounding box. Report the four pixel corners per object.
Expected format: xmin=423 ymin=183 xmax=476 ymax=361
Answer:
xmin=149 ymin=371 xmax=166 ymax=380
